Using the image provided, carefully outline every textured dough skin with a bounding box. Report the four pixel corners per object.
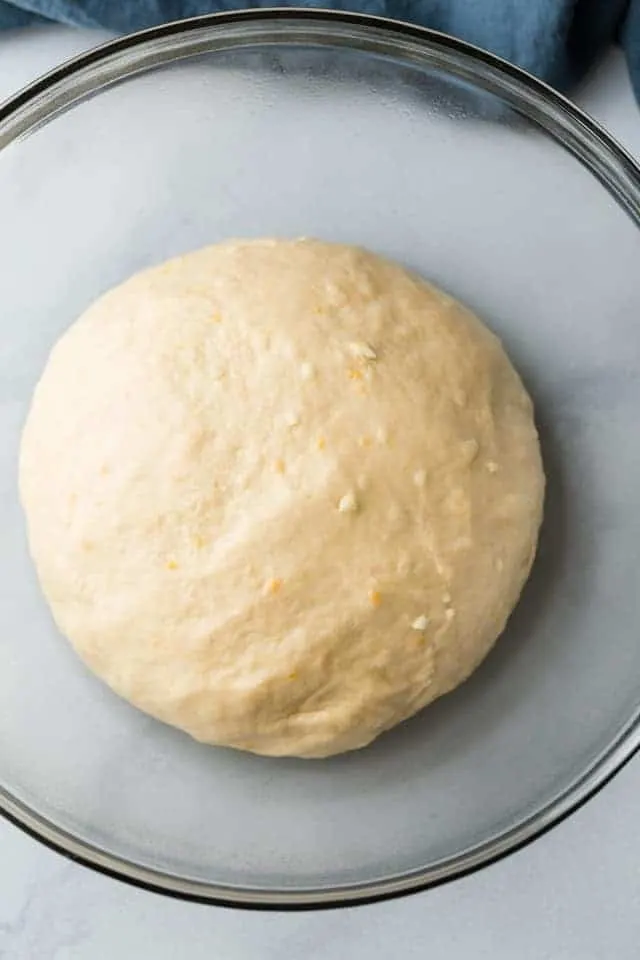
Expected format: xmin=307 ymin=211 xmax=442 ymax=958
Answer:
xmin=19 ymin=239 xmax=544 ymax=758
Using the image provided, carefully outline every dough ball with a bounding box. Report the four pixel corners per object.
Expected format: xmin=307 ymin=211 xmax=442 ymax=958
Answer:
xmin=19 ymin=239 xmax=544 ymax=758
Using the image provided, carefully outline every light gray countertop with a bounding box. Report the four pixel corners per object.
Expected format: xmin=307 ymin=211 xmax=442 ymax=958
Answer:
xmin=1 ymin=26 xmax=640 ymax=960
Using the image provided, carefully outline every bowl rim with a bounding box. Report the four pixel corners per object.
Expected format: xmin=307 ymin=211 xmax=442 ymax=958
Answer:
xmin=2 ymin=7 xmax=640 ymax=910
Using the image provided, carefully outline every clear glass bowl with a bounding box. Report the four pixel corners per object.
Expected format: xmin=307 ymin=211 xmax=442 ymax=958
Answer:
xmin=1 ymin=11 xmax=640 ymax=909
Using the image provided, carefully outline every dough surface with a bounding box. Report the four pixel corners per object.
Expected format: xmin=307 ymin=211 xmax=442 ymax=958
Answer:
xmin=19 ymin=239 xmax=544 ymax=758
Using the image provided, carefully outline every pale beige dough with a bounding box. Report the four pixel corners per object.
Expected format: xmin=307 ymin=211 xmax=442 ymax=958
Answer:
xmin=19 ymin=239 xmax=544 ymax=758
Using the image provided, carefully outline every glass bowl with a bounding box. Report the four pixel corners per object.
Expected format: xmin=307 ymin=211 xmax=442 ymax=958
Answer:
xmin=1 ymin=10 xmax=640 ymax=909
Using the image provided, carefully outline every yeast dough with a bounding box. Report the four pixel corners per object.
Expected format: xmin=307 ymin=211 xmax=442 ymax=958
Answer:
xmin=19 ymin=239 xmax=544 ymax=757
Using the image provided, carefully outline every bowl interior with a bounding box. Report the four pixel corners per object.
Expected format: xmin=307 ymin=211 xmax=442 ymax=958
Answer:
xmin=1 ymin=20 xmax=640 ymax=903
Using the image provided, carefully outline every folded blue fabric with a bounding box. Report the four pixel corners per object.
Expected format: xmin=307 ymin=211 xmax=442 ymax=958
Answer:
xmin=1 ymin=0 xmax=638 ymax=102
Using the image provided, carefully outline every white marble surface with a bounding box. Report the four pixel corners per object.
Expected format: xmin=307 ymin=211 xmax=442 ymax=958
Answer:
xmin=1 ymin=26 xmax=640 ymax=960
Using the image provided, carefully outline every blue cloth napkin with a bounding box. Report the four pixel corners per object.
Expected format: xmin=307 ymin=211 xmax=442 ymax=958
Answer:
xmin=1 ymin=1 xmax=639 ymax=102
